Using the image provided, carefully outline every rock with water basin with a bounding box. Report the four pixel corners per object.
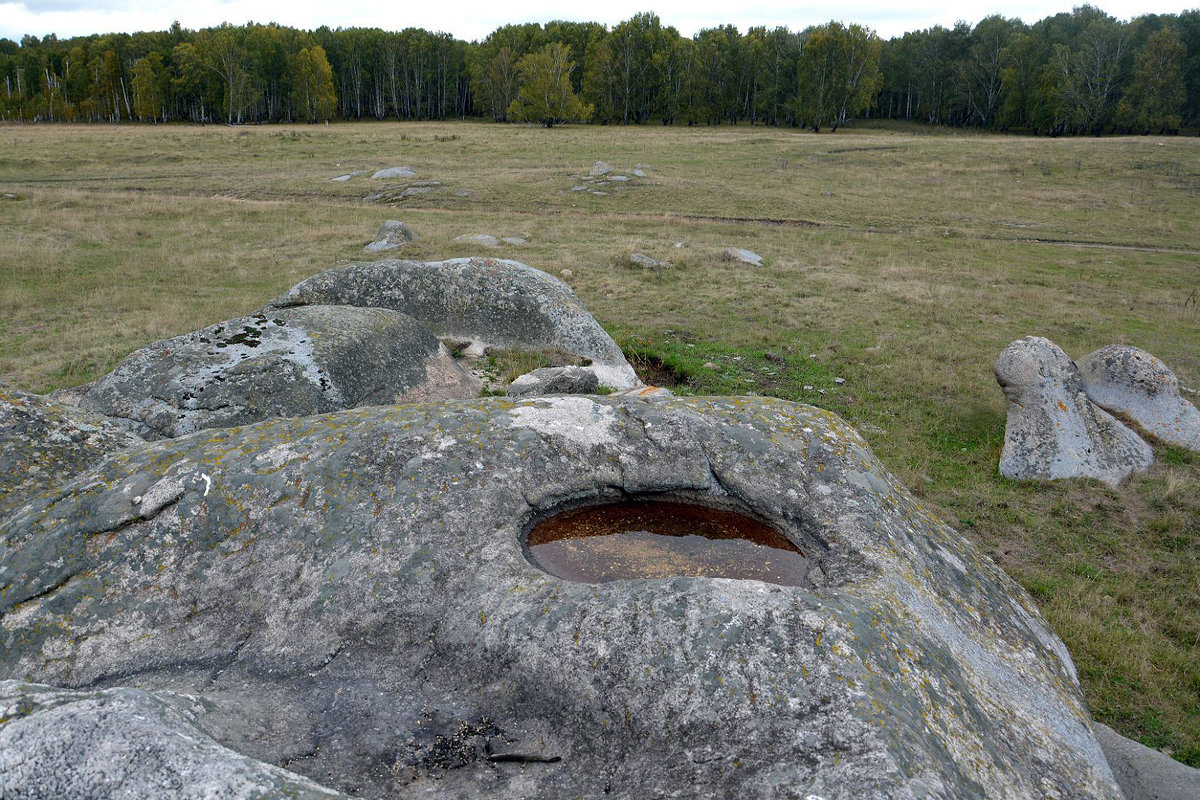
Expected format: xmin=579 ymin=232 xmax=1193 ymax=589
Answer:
xmin=0 ymin=394 xmax=1121 ymax=799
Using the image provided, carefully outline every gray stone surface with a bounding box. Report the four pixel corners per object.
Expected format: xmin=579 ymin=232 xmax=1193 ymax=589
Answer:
xmin=996 ymin=336 xmax=1153 ymax=487
xmin=629 ymin=253 xmax=670 ymax=269
xmin=371 ymin=166 xmax=416 ymax=179
xmin=723 ymin=247 xmax=763 ymax=266
xmin=501 ymin=236 xmax=529 ymax=246
xmin=1092 ymin=722 xmax=1200 ymax=800
xmin=331 ymin=171 xmax=368 ymax=182
xmin=0 ymin=387 xmax=144 ymax=513
xmin=1078 ymin=345 xmax=1200 ymax=453
xmin=79 ymin=305 xmax=480 ymax=438
xmin=1 ymin=395 xmax=1121 ymax=799
xmin=506 ymin=365 xmax=600 ymax=396
xmin=453 ymin=233 xmax=500 ymax=247
xmin=0 ymin=680 xmax=348 ymax=800
xmin=589 ymin=160 xmax=612 ymax=177
xmin=365 ymin=219 xmax=417 ymax=252
xmin=271 ymin=258 xmax=639 ymax=389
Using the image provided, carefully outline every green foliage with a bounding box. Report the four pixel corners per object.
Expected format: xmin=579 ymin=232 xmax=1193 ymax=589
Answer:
xmin=795 ymin=22 xmax=883 ymax=132
xmin=507 ymin=42 xmax=592 ymax=127
xmin=1117 ymin=26 xmax=1187 ymax=132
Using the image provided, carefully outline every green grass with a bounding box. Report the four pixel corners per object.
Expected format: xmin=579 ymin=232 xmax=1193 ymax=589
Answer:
xmin=1 ymin=119 xmax=1197 ymax=764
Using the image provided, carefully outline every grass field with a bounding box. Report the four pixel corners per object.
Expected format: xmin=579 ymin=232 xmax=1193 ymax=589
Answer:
xmin=2 ymin=120 xmax=1198 ymax=765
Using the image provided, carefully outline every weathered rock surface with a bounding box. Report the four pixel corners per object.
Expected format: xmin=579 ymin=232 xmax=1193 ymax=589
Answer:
xmin=371 ymin=166 xmax=416 ymax=179
xmin=331 ymin=171 xmax=368 ymax=182
xmin=589 ymin=160 xmax=612 ymax=177
xmin=365 ymin=219 xmax=417 ymax=252
xmin=1 ymin=395 xmax=1120 ymax=799
xmin=723 ymin=247 xmax=763 ymax=266
xmin=270 ymin=258 xmax=639 ymax=389
xmin=78 ymin=305 xmax=480 ymax=438
xmin=500 ymin=236 xmax=528 ymax=246
xmin=0 ymin=387 xmax=144 ymax=513
xmin=996 ymin=336 xmax=1153 ymax=486
xmin=628 ymin=253 xmax=670 ymax=269
xmin=1078 ymin=345 xmax=1200 ymax=453
xmin=0 ymin=680 xmax=348 ymax=799
xmin=506 ymin=365 xmax=600 ymax=396
xmin=453 ymin=233 xmax=500 ymax=247
xmin=1092 ymin=722 xmax=1200 ymax=800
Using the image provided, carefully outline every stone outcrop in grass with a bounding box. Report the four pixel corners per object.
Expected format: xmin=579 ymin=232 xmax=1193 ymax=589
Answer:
xmin=722 ymin=247 xmax=763 ymax=266
xmin=78 ymin=305 xmax=479 ymax=438
xmin=995 ymin=336 xmax=1153 ymax=486
xmin=506 ymin=365 xmax=600 ymax=396
xmin=364 ymin=219 xmax=417 ymax=252
xmin=0 ymin=395 xmax=1122 ymax=799
xmin=371 ymin=166 xmax=416 ymax=179
xmin=0 ymin=386 xmax=144 ymax=512
xmin=1078 ymin=344 xmax=1200 ymax=453
xmin=271 ymin=257 xmax=639 ymax=389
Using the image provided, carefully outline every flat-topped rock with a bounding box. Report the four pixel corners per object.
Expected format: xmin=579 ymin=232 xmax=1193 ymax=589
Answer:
xmin=506 ymin=365 xmax=600 ymax=396
xmin=723 ymin=247 xmax=763 ymax=266
xmin=270 ymin=258 xmax=639 ymax=389
xmin=78 ymin=305 xmax=480 ymax=438
xmin=1078 ymin=345 xmax=1200 ymax=453
xmin=995 ymin=336 xmax=1153 ymax=486
xmin=0 ymin=386 xmax=144 ymax=513
xmin=0 ymin=396 xmax=1121 ymax=799
xmin=371 ymin=166 xmax=416 ymax=179
xmin=453 ymin=233 xmax=500 ymax=247
xmin=365 ymin=219 xmax=417 ymax=252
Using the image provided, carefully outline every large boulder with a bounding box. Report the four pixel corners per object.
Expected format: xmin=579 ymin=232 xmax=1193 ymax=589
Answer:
xmin=1 ymin=395 xmax=1120 ymax=799
xmin=78 ymin=305 xmax=479 ymax=438
xmin=0 ymin=680 xmax=349 ymax=799
xmin=0 ymin=386 xmax=144 ymax=513
xmin=506 ymin=365 xmax=600 ymax=396
xmin=270 ymin=258 xmax=639 ymax=389
xmin=995 ymin=336 xmax=1153 ymax=486
xmin=1078 ymin=345 xmax=1200 ymax=453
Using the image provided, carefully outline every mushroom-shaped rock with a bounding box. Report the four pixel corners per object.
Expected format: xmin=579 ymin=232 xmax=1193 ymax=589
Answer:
xmin=270 ymin=258 xmax=639 ymax=389
xmin=79 ymin=305 xmax=480 ymax=438
xmin=365 ymin=219 xmax=417 ymax=252
xmin=1078 ymin=345 xmax=1200 ymax=453
xmin=1 ymin=396 xmax=1121 ymax=799
xmin=0 ymin=681 xmax=349 ymax=799
xmin=0 ymin=386 xmax=144 ymax=512
xmin=995 ymin=336 xmax=1152 ymax=486
xmin=506 ymin=365 xmax=600 ymax=396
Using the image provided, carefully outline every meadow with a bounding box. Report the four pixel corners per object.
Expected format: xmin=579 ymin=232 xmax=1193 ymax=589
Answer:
xmin=1 ymin=120 xmax=1197 ymax=764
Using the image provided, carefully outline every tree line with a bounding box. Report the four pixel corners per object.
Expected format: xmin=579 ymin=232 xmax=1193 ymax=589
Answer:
xmin=2 ymin=6 xmax=1197 ymax=134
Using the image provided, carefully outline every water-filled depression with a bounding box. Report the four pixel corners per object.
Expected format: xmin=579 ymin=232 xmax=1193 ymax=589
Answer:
xmin=526 ymin=499 xmax=808 ymax=585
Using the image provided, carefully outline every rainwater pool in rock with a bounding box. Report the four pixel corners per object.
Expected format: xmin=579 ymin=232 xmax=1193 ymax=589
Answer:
xmin=526 ymin=500 xmax=808 ymax=585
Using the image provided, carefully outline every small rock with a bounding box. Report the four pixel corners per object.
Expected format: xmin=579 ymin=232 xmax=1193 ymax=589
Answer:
xmin=364 ymin=220 xmax=417 ymax=252
xmin=702 ymin=362 xmax=718 ymax=370
xmin=506 ymin=366 xmax=600 ymax=397
xmin=1078 ymin=345 xmax=1200 ymax=453
xmin=629 ymin=253 xmax=670 ymax=269
xmin=589 ymin=161 xmax=613 ymax=177
xmin=722 ymin=248 xmax=763 ymax=266
xmin=765 ymin=352 xmax=785 ymax=364
xmin=560 ymin=269 xmax=573 ymax=278
xmin=455 ymin=190 xmax=472 ymax=197
xmin=452 ymin=234 xmax=500 ymax=247
xmin=834 ymin=377 xmax=846 ymax=385
xmin=501 ymin=237 xmax=529 ymax=246
xmin=803 ymin=385 xmax=813 ymax=391
xmin=571 ymin=185 xmax=589 ymax=192
xmin=399 ymin=187 xmax=431 ymax=199
xmin=371 ymin=166 xmax=417 ymax=179
xmin=331 ymin=171 xmax=368 ymax=182
xmin=995 ymin=336 xmax=1153 ymax=487
xmin=632 ymin=168 xmax=647 ymax=178
xmin=590 ymin=191 xmax=609 ymax=197
xmin=610 ymin=175 xmax=630 ymax=182
xmin=671 ymin=242 xmax=685 ymax=249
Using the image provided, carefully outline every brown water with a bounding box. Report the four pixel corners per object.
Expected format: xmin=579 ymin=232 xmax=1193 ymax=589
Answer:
xmin=526 ymin=500 xmax=808 ymax=585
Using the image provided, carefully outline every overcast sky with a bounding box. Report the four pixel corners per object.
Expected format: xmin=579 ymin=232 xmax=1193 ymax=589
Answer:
xmin=1 ymin=0 xmax=1194 ymax=43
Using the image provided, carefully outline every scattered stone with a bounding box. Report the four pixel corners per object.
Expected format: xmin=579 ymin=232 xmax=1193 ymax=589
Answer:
xmin=589 ymin=161 xmax=612 ymax=177
xmin=610 ymin=175 xmax=630 ymax=182
xmin=79 ymin=305 xmax=480 ymax=438
xmin=455 ymin=190 xmax=472 ymax=197
xmin=1078 ymin=345 xmax=1200 ymax=452
xmin=570 ymin=185 xmax=589 ymax=192
xmin=765 ymin=351 xmax=786 ymax=364
xmin=804 ymin=384 xmax=814 ymax=391
xmin=331 ymin=171 xmax=368 ymax=182
xmin=834 ymin=377 xmax=846 ymax=385
xmin=560 ymin=269 xmax=573 ymax=278
xmin=995 ymin=336 xmax=1153 ymax=487
xmin=506 ymin=366 xmax=600 ymax=397
xmin=629 ymin=253 xmax=670 ymax=269
xmin=0 ymin=396 xmax=1123 ymax=799
xmin=270 ymin=258 xmax=639 ymax=388
xmin=453 ymin=233 xmax=501 ymax=247
xmin=702 ymin=362 xmax=718 ymax=369
xmin=1092 ymin=721 xmax=1200 ymax=800
xmin=399 ymin=186 xmax=431 ymax=198
xmin=723 ymin=247 xmax=764 ymax=266
xmin=671 ymin=241 xmax=685 ymax=248
xmin=501 ymin=236 xmax=529 ymax=246
xmin=364 ymin=219 xmax=417 ymax=252
xmin=0 ymin=681 xmax=349 ymax=799
xmin=1 ymin=192 xmax=21 ymax=201
xmin=0 ymin=387 xmax=145 ymax=512
xmin=632 ymin=168 xmax=647 ymax=178
xmin=371 ymin=166 xmax=416 ymax=179
xmin=590 ymin=191 xmax=610 ymax=197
